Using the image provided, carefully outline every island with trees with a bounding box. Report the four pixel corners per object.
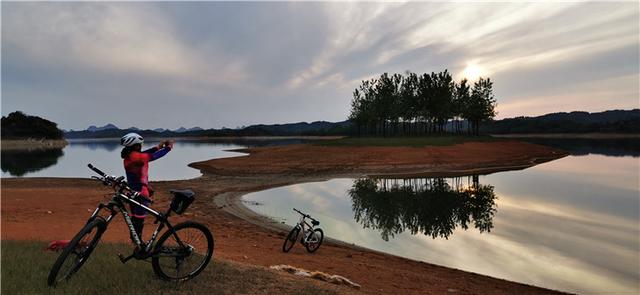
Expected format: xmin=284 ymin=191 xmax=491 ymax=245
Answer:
xmin=1 ymin=111 xmax=67 ymax=150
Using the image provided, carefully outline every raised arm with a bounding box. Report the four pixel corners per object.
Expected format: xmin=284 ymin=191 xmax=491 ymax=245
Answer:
xmin=148 ymin=146 xmax=171 ymax=161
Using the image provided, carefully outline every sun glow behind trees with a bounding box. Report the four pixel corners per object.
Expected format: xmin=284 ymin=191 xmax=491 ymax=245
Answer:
xmin=462 ymin=63 xmax=484 ymax=82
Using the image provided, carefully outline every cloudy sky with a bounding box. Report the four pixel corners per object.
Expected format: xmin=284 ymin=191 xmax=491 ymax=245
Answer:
xmin=2 ymin=2 xmax=638 ymax=130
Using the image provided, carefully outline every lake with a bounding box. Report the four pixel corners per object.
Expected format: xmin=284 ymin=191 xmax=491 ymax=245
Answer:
xmin=0 ymin=138 xmax=307 ymax=180
xmin=243 ymin=140 xmax=640 ymax=294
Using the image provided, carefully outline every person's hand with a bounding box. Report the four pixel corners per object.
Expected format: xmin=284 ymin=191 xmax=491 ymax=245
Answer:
xmin=165 ymin=140 xmax=175 ymax=149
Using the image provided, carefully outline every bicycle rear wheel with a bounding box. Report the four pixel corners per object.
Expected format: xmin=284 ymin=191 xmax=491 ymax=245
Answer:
xmin=47 ymin=217 xmax=106 ymax=286
xmin=282 ymin=227 xmax=300 ymax=253
xmin=152 ymin=221 xmax=214 ymax=281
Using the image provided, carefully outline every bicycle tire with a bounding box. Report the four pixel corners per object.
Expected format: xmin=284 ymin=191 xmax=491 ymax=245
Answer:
xmin=47 ymin=217 xmax=106 ymax=287
xmin=282 ymin=227 xmax=300 ymax=253
xmin=152 ymin=221 xmax=214 ymax=281
xmin=304 ymin=228 xmax=323 ymax=253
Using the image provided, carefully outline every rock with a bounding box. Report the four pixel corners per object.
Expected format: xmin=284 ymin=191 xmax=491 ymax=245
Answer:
xmin=47 ymin=211 xmax=53 ymax=214
xmin=269 ymin=264 xmax=361 ymax=289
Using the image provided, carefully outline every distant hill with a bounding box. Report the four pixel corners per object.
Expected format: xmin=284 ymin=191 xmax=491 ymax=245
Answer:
xmin=174 ymin=127 xmax=204 ymax=133
xmin=1 ymin=111 xmax=65 ymax=140
xmin=484 ymin=109 xmax=639 ymax=134
xmin=64 ymin=121 xmax=352 ymax=139
xmin=87 ymin=123 xmax=119 ymax=132
xmin=64 ymin=109 xmax=638 ymax=139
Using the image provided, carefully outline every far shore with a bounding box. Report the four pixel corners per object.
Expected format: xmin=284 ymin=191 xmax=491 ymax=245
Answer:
xmin=1 ymin=140 xmax=568 ymax=294
xmin=492 ymin=133 xmax=640 ymax=139
xmin=65 ymin=135 xmax=344 ymax=142
xmin=1 ymin=139 xmax=68 ymax=151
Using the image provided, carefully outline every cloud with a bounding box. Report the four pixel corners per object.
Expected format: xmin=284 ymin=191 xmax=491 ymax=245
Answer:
xmin=2 ymin=2 xmax=638 ymax=129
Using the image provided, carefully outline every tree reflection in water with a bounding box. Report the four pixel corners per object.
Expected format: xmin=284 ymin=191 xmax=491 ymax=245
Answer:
xmin=1 ymin=148 xmax=64 ymax=176
xmin=349 ymin=176 xmax=497 ymax=241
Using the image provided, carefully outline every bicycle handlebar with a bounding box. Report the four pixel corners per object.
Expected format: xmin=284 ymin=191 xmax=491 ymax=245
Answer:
xmin=87 ymin=163 xmax=152 ymax=204
xmin=87 ymin=164 xmax=107 ymax=177
xmin=293 ymin=208 xmax=317 ymax=222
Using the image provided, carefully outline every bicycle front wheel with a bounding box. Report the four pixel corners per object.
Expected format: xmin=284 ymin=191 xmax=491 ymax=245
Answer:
xmin=47 ymin=217 xmax=106 ymax=287
xmin=282 ymin=227 xmax=300 ymax=253
xmin=304 ymin=228 xmax=324 ymax=253
xmin=152 ymin=221 xmax=214 ymax=281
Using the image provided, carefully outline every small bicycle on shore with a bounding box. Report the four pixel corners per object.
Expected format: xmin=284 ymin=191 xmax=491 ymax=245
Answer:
xmin=282 ymin=208 xmax=324 ymax=253
xmin=47 ymin=164 xmax=214 ymax=287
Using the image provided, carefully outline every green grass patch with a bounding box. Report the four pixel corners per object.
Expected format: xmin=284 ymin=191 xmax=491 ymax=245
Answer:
xmin=315 ymin=135 xmax=500 ymax=147
xmin=1 ymin=240 xmax=336 ymax=295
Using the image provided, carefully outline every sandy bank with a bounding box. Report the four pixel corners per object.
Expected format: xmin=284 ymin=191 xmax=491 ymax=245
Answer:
xmin=190 ymin=140 xmax=566 ymax=177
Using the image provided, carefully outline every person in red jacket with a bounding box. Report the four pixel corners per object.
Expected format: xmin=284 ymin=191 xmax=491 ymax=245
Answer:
xmin=120 ymin=133 xmax=173 ymax=240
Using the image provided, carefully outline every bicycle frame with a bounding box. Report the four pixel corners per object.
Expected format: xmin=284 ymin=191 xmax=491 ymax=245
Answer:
xmin=294 ymin=214 xmax=317 ymax=243
xmin=88 ymin=191 xmax=184 ymax=256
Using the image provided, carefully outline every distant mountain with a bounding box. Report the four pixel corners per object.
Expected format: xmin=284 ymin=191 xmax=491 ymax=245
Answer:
xmin=87 ymin=123 xmax=119 ymax=132
xmin=173 ymin=127 xmax=204 ymax=133
xmin=64 ymin=121 xmax=352 ymax=139
xmin=484 ymin=109 xmax=640 ymax=134
xmin=187 ymin=127 xmax=204 ymax=132
xmin=62 ymin=109 xmax=640 ymax=139
xmin=244 ymin=121 xmax=351 ymax=135
xmin=531 ymin=110 xmax=639 ymax=124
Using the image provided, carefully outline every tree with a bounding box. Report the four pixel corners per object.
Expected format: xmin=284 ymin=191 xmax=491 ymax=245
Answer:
xmin=465 ymin=77 xmax=497 ymax=135
xmin=454 ymin=79 xmax=471 ymax=134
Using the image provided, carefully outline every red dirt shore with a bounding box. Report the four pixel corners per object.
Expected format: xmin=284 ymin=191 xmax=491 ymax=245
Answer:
xmin=1 ymin=141 xmax=568 ymax=294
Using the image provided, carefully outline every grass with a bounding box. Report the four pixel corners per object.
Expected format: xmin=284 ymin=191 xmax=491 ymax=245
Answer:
xmin=1 ymin=240 xmax=337 ymax=295
xmin=315 ymin=135 xmax=500 ymax=147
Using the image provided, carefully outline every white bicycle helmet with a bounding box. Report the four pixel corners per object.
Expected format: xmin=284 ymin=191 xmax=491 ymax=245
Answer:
xmin=121 ymin=132 xmax=144 ymax=146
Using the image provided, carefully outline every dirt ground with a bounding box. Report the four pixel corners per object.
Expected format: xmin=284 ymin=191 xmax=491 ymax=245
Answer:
xmin=1 ymin=141 xmax=568 ymax=294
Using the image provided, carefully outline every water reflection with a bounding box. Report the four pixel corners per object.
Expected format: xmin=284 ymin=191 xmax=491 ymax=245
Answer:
xmin=71 ymin=140 xmax=121 ymax=152
xmin=1 ymin=140 xmax=249 ymax=180
xmin=517 ymin=137 xmax=640 ymax=157
xmin=1 ymin=148 xmax=64 ymax=176
xmin=349 ymin=176 xmax=496 ymax=241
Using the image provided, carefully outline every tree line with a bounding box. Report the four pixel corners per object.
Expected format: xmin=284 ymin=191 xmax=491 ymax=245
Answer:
xmin=349 ymin=70 xmax=497 ymax=136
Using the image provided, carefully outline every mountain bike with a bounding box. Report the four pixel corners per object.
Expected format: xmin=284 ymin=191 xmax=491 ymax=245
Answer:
xmin=47 ymin=164 xmax=214 ymax=287
xmin=282 ymin=208 xmax=324 ymax=253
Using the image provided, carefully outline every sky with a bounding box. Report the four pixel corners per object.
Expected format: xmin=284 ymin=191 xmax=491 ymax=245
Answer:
xmin=2 ymin=2 xmax=639 ymax=130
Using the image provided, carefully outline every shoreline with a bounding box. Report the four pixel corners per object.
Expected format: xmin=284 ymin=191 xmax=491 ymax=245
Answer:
xmin=1 ymin=141 xmax=568 ymax=294
xmin=1 ymin=139 xmax=68 ymax=151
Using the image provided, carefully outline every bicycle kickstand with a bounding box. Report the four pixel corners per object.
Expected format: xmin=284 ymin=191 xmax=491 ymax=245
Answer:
xmin=117 ymin=253 xmax=134 ymax=264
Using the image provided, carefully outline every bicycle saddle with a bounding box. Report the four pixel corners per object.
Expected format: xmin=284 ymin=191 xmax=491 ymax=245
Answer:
xmin=312 ymin=220 xmax=320 ymax=226
xmin=169 ymin=189 xmax=195 ymax=198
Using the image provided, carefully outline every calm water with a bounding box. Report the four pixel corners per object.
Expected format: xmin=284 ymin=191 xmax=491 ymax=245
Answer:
xmin=1 ymin=138 xmax=307 ymax=180
xmin=244 ymin=145 xmax=640 ymax=294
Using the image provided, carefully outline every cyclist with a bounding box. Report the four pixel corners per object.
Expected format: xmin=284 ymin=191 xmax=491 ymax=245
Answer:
xmin=120 ymin=132 xmax=173 ymax=243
